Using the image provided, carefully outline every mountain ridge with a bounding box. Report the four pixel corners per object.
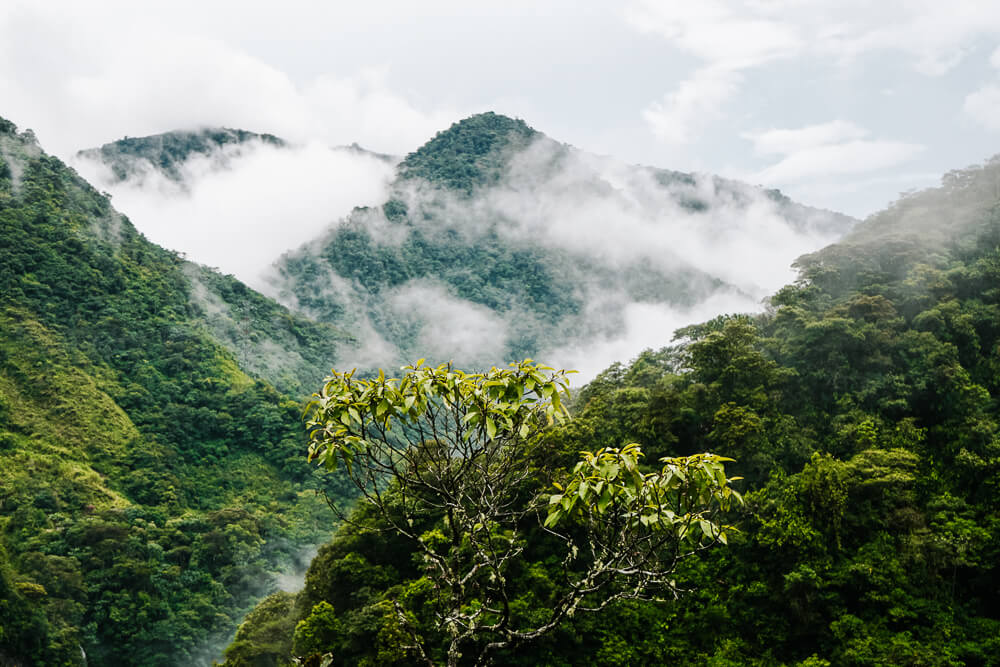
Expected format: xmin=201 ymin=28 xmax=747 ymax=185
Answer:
xmin=265 ymin=111 xmax=857 ymax=377
xmin=0 ymin=115 xmax=353 ymax=665
xmin=76 ymin=127 xmax=286 ymax=186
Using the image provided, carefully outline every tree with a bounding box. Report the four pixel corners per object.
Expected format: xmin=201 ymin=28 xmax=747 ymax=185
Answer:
xmin=306 ymin=360 xmax=742 ymax=666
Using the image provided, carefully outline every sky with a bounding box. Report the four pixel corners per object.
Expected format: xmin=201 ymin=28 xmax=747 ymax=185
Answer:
xmin=3 ymin=1 xmax=1000 ymax=220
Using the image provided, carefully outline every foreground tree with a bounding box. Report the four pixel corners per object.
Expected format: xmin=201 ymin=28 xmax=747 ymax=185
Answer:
xmin=306 ymin=360 xmax=742 ymax=666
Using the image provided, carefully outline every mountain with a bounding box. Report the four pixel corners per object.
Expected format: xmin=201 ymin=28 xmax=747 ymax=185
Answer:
xmin=225 ymin=152 xmax=1000 ymax=666
xmin=70 ymin=129 xmax=399 ymax=292
xmin=267 ymin=112 xmax=857 ymax=377
xmin=0 ymin=116 xmax=354 ymax=665
xmin=74 ymin=128 xmax=397 ymax=192
xmin=75 ymin=127 xmax=287 ymax=188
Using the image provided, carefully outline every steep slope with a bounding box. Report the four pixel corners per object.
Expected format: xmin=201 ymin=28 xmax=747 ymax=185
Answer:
xmin=268 ymin=112 xmax=857 ymax=376
xmin=226 ymin=156 xmax=1000 ymax=666
xmin=0 ymin=117 xmax=351 ymax=665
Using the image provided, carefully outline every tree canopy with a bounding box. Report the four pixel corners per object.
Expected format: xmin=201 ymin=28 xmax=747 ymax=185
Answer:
xmin=300 ymin=360 xmax=741 ymax=666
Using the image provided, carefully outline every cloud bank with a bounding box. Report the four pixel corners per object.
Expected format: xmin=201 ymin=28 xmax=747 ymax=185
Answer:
xmin=0 ymin=3 xmax=463 ymax=157
xmin=276 ymin=135 xmax=854 ymax=381
xmin=72 ymin=139 xmax=396 ymax=289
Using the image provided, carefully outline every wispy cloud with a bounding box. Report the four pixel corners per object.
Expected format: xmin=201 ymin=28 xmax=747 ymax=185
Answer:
xmin=286 ymin=136 xmax=853 ymax=380
xmin=627 ymin=0 xmax=801 ymax=144
xmin=744 ymin=121 xmax=924 ymax=184
xmin=642 ymin=67 xmax=742 ymax=145
xmin=963 ymin=46 xmax=1000 ymax=132
xmin=963 ymin=84 xmax=1000 ymax=132
xmin=627 ymin=0 xmax=1000 ymax=144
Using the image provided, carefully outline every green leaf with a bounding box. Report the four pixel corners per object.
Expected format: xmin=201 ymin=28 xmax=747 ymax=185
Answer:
xmin=597 ymin=487 xmax=612 ymax=513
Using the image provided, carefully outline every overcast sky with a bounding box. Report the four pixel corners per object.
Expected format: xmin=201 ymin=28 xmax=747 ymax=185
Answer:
xmin=3 ymin=0 xmax=1000 ymax=218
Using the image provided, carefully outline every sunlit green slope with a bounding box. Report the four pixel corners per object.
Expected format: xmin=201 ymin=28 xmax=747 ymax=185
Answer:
xmin=0 ymin=117 xmax=351 ymax=666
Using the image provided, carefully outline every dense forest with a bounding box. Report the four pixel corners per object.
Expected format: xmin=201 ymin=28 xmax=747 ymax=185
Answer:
xmin=3 ymin=106 xmax=999 ymax=666
xmin=226 ymin=157 xmax=1000 ymax=664
xmin=270 ymin=112 xmax=854 ymax=371
xmin=0 ymin=116 xmax=355 ymax=665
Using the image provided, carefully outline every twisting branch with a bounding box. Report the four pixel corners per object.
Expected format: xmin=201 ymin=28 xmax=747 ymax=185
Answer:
xmin=304 ymin=360 xmax=742 ymax=667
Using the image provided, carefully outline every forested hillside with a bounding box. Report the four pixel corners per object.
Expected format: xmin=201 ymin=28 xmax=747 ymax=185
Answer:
xmin=75 ymin=128 xmax=286 ymax=187
xmin=228 ymin=157 xmax=1000 ymax=665
xmin=0 ymin=117 xmax=354 ymax=665
xmin=269 ymin=112 xmax=855 ymax=375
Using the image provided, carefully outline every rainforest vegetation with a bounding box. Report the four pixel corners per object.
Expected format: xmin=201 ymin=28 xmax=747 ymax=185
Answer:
xmin=227 ymin=158 xmax=1000 ymax=665
xmin=0 ymin=117 xmax=353 ymax=666
xmin=271 ymin=113 xmax=852 ymax=371
xmin=2 ymin=109 xmax=1000 ymax=666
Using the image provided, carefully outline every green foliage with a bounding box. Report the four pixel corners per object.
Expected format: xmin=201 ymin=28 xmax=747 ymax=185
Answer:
xmin=224 ymin=591 xmax=298 ymax=667
xmin=546 ymin=446 xmax=742 ymax=544
xmin=0 ymin=116 xmax=351 ymax=665
xmin=233 ymin=157 xmax=1000 ymax=665
xmin=297 ymin=360 xmax=738 ymax=666
xmin=306 ymin=359 xmax=572 ymax=472
xmin=397 ymin=112 xmax=539 ymax=193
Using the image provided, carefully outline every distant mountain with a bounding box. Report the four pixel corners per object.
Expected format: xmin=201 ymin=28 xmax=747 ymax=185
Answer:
xmin=268 ymin=112 xmax=857 ymax=375
xmin=71 ymin=129 xmax=399 ymax=292
xmin=0 ymin=116 xmax=353 ymax=665
xmin=76 ymin=127 xmax=287 ymax=187
xmin=75 ymin=128 xmax=396 ymax=192
xmin=794 ymin=155 xmax=1000 ymax=295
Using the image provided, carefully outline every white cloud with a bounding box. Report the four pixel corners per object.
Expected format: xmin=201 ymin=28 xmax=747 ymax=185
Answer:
xmin=302 ymin=69 xmax=457 ymax=154
xmin=742 ymin=120 xmax=923 ymax=186
xmin=809 ymin=1 xmax=1000 ymax=76
xmin=744 ymin=120 xmax=868 ymax=155
xmin=755 ymin=140 xmax=924 ymax=184
xmin=964 ymin=83 xmax=1000 ymax=132
xmin=629 ymin=0 xmax=1000 ymax=144
xmin=72 ymin=140 xmax=396 ymax=289
xmin=625 ymin=0 xmax=802 ymax=68
xmin=991 ymin=45 xmax=1000 ymax=69
xmin=387 ymin=281 xmax=509 ymax=366
xmin=628 ymin=0 xmax=800 ymax=143
xmin=544 ymin=291 xmax=760 ymax=381
xmin=0 ymin=4 xmax=461 ymax=157
xmin=642 ymin=68 xmax=741 ymax=144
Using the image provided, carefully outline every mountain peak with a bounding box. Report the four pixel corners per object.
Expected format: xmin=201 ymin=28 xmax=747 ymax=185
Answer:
xmin=397 ymin=112 xmax=541 ymax=192
xmin=76 ymin=127 xmax=285 ymax=184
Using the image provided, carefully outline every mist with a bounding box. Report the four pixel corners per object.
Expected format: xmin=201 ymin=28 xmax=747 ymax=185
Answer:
xmin=274 ymin=133 xmax=855 ymax=382
xmin=494 ymin=139 xmax=850 ymax=298
xmin=70 ymin=136 xmax=396 ymax=290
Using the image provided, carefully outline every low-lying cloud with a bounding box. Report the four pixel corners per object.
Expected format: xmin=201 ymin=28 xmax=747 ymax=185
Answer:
xmin=544 ymin=290 xmax=760 ymax=381
xmin=281 ymin=134 xmax=855 ymax=381
xmin=72 ymin=138 xmax=396 ymax=290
